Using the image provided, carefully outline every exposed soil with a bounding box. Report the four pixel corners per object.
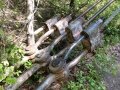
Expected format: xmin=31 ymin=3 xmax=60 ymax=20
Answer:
xmin=102 ymin=42 xmax=120 ymax=90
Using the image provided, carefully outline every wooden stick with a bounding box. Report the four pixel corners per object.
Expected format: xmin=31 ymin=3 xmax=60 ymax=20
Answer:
xmin=27 ymin=0 xmax=35 ymax=45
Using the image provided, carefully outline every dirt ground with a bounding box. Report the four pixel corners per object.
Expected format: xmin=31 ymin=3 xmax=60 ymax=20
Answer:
xmin=102 ymin=42 xmax=120 ymax=90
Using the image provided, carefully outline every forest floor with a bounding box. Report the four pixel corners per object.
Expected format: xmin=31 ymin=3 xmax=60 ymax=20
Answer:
xmin=18 ymin=42 xmax=120 ymax=90
xmin=102 ymin=42 xmax=120 ymax=90
xmin=1 ymin=1 xmax=120 ymax=89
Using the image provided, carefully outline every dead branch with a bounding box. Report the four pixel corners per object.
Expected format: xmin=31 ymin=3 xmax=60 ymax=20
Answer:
xmin=27 ymin=0 xmax=35 ymax=45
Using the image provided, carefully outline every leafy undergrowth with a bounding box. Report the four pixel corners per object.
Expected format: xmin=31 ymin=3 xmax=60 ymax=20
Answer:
xmin=63 ymin=47 xmax=117 ymax=90
xmin=0 ymin=0 xmax=120 ymax=90
xmin=0 ymin=30 xmax=23 ymax=89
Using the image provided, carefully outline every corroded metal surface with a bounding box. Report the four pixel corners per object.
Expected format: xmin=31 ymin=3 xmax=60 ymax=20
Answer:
xmin=33 ymin=15 xmax=62 ymax=35
xmin=5 ymin=2 xmax=119 ymax=90
xmin=36 ymin=50 xmax=88 ymax=90
xmin=53 ymin=3 xmax=87 ymax=36
xmin=24 ymin=0 xmax=103 ymax=56
xmin=81 ymin=7 xmax=120 ymax=52
xmin=36 ymin=7 xmax=120 ymax=89
xmin=5 ymin=46 xmax=69 ymax=90
xmin=65 ymin=0 xmax=102 ymax=44
xmin=49 ymin=58 xmax=66 ymax=74
xmin=34 ymin=33 xmax=66 ymax=63
xmin=25 ymin=12 xmax=74 ymax=56
xmin=81 ymin=19 xmax=103 ymax=52
xmin=54 ymin=15 xmax=72 ymax=36
xmin=65 ymin=17 xmax=85 ymax=43
xmin=44 ymin=15 xmax=62 ymax=32
xmin=65 ymin=0 xmax=113 ymax=44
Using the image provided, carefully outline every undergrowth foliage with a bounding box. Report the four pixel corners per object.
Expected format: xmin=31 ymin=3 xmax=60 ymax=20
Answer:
xmin=0 ymin=29 xmax=25 ymax=88
xmin=0 ymin=0 xmax=27 ymax=89
xmin=62 ymin=0 xmax=120 ymax=90
xmin=62 ymin=46 xmax=117 ymax=90
xmin=0 ymin=0 xmax=120 ymax=90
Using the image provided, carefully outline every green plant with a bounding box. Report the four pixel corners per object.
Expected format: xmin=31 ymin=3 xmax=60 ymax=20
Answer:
xmin=63 ymin=0 xmax=120 ymax=89
xmin=0 ymin=0 xmax=119 ymax=89
xmin=24 ymin=60 xmax=33 ymax=69
xmin=0 ymin=1 xmax=3 ymax=8
xmin=0 ymin=85 xmax=3 ymax=90
xmin=64 ymin=45 xmax=117 ymax=90
xmin=0 ymin=29 xmax=25 ymax=86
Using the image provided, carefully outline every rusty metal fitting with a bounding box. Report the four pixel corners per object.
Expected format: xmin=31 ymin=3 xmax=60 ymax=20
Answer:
xmin=44 ymin=15 xmax=62 ymax=32
xmin=34 ymin=33 xmax=66 ymax=63
xmin=35 ymin=50 xmax=88 ymax=90
xmin=65 ymin=17 xmax=85 ymax=43
xmin=81 ymin=19 xmax=103 ymax=52
xmin=49 ymin=58 xmax=66 ymax=74
xmin=65 ymin=0 xmax=103 ymax=44
xmin=54 ymin=15 xmax=72 ymax=36
xmin=34 ymin=47 xmax=50 ymax=63
xmin=25 ymin=45 xmax=37 ymax=55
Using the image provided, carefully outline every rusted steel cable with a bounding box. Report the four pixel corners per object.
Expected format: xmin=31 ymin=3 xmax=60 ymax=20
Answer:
xmin=55 ymin=0 xmax=102 ymax=37
xmin=103 ymin=7 xmax=120 ymax=27
xmin=64 ymin=35 xmax=85 ymax=60
xmin=31 ymin=3 xmax=87 ymax=35
xmin=35 ymin=50 xmax=88 ymax=90
xmin=65 ymin=0 xmax=115 ymax=43
xmin=8 ymin=2 xmax=102 ymax=87
xmin=33 ymin=15 xmax=62 ymax=35
xmin=4 ymin=3 xmax=97 ymax=88
xmin=4 ymin=1 xmax=113 ymax=89
xmin=34 ymin=0 xmax=101 ymax=62
xmin=34 ymin=9 xmax=81 ymax=47
xmin=63 ymin=0 xmax=115 ymax=60
xmin=77 ymin=0 xmax=102 ymax=18
xmin=15 ymin=6 xmax=119 ymax=90
xmin=5 ymin=46 xmax=69 ymax=90
xmin=24 ymin=13 xmax=75 ymax=56
xmin=25 ymin=0 xmax=101 ymax=56
xmin=36 ymin=7 xmax=119 ymax=90
xmin=83 ymin=0 xmax=115 ymax=27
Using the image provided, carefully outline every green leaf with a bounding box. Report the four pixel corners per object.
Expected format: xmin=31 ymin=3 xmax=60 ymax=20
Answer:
xmin=0 ymin=30 xmax=3 ymax=35
xmin=0 ymin=64 xmax=3 ymax=69
xmin=0 ymin=1 xmax=3 ymax=8
xmin=15 ymin=70 xmax=22 ymax=76
xmin=10 ymin=52 xmax=15 ymax=58
xmin=9 ymin=66 xmax=14 ymax=72
xmin=6 ymin=77 xmax=17 ymax=84
xmin=18 ymin=0 xmax=23 ymax=3
xmin=37 ymin=12 xmax=43 ymax=19
xmin=1 ymin=60 xmax=9 ymax=66
xmin=112 ymin=71 xmax=117 ymax=76
xmin=0 ymin=85 xmax=4 ymax=90
xmin=0 ymin=74 xmax=5 ymax=81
